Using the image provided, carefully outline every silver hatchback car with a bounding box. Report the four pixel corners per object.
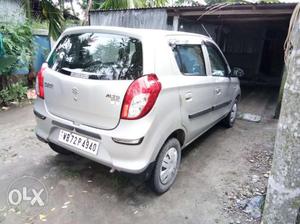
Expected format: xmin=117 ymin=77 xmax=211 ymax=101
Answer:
xmin=34 ymin=26 xmax=241 ymax=194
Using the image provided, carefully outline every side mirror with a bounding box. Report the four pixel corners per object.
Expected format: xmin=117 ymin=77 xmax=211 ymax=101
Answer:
xmin=231 ymin=67 xmax=244 ymax=77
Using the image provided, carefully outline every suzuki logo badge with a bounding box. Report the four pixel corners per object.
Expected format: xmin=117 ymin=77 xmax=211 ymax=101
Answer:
xmin=72 ymin=87 xmax=79 ymax=101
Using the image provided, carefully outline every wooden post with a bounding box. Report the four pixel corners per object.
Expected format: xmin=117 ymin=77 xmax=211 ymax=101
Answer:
xmin=173 ymin=16 xmax=179 ymax=31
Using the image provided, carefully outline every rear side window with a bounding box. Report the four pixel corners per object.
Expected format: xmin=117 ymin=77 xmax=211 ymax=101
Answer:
xmin=48 ymin=33 xmax=143 ymax=80
xmin=173 ymin=45 xmax=206 ymax=76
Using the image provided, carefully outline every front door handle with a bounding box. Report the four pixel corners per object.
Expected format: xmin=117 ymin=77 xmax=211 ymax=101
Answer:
xmin=215 ymin=88 xmax=221 ymax=95
xmin=184 ymin=92 xmax=193 ymax=101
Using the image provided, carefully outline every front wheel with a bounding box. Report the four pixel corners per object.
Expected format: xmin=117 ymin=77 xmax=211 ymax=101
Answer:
xmin=222 ymin=99 xmax=238 ymax=128
xmin=149 ymin=138 xmax=181 ymax=194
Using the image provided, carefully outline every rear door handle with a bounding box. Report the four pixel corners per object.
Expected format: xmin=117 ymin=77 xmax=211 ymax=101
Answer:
xmin=215 ymin=88 xmax=221 ymax=95
xmin=184 ymin=92 xmax=193 ymax=101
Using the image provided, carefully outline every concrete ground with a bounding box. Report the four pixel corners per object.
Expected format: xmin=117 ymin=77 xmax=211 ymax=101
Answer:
xmin=0 ymin=86 xmax=278 ymax=224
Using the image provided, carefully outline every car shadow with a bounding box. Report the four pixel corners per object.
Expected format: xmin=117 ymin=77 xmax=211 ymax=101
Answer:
xmin=44 ymin=152 xmax=156 ymax=203
xmin=29 ymin=122 xmax=227 ymax=209
xmin=181 ymin=123 xmax=226 ymax=158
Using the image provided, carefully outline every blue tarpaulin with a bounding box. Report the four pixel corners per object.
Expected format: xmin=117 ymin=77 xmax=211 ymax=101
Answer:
xmin=0 ymin=33 xmax=5 ymax=58
xmin=14 ymin=34 xmax=50 ymax=75
xmin=33 ymin=35 xmax=51 ymax=73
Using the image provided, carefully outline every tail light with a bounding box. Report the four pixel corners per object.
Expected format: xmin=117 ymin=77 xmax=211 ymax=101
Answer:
xmin=121 ymin=74 xmax=161 ymax=120
xmin=36 ymin=63 xmax=48 ymax=99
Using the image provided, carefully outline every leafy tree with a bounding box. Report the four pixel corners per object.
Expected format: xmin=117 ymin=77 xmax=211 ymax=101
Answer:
xmin=22 ymin=0 xmax=64 ymax=40
xmin=80 ymin=0 xmax=168 ymax=10
xmin=0 ymin=23 xmax=33 ymax=76
xmin=80 ymin=0 xmax=103 ymax=10
xmin=65 ymin=0 xmax=77 ymax=17
xmin=0 ymin=22 xmax=33 ymax=89
xmin=258 ymin=0 xmax=279 ymax=3
xmin=146 ymin=0 xmax=169 ymax=7
xmin=100 ymin=0 xmax=146 ymax=9
xmin=81 ymin=0 xmax=168 ymax=24
xmin=204 ymin=0 xmax=279 ymax=4
xmin=204 ymin=0 xmax=241 ymax=4
xmin=40 ymin=0 xmax=64 ymax=40
xmin=174 ymin=0 xmax=202 ymax=5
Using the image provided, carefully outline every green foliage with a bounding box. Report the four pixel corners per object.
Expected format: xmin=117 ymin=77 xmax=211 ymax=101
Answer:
xmin=258 ymin=0 xmax=279 ymax=3
xmin=174 ymin=0 xmax=200 ymax=5
xmin=205 ymin=0 xmax=242 ymax=4
xmin=100 ymin=0 xmax=146 ymax=9
xmin=0 ymin=56 xmax=17 ymax=74
xmin=97 ymin=0 xmax=168 ymax=10
xmin=40 ymin=0 xmax=64 ymax=40
xmin=147 ymin=0 xmax=169 ymax=7
xmin=0 ymin=82 xmax=28 ymax=104
xmin=0 ymin=22 xmax=33 ymax=76
xmin=22 ymin=0 xmax=64 ymax=40
xmin=204 ymin=0 xmax=279 ymax=4
xmin=80 ymin=0 xmax=106 ymax=10
xmin=64 ymin=19 xmax=81 ymax=28
xmin=31 ymin=18 xmax=49 ymax=30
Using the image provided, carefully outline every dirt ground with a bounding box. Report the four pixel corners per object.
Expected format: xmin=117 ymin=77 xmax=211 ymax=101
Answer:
xmin=0 ymin=86 xmax=278 ymax=224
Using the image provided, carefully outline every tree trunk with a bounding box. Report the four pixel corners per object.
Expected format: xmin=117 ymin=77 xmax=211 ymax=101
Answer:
xmin=262 ymin=4 xmax=300 ymax=224
xmin=82 ymin=0 xmax=93 ymax=25
xmin=274 ymin=67 xmax=287 ymax=119
xmin=70 ymin=0 xmax=76 ymax=17
xmin=60 ymin=0 xmax=65 ymax=12
xmin=24 ymin=0 xmax=32 ymax=19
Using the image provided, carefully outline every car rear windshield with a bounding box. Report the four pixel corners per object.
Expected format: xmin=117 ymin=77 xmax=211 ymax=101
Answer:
xmin=48 ymin=33 xmax=143 ymax=80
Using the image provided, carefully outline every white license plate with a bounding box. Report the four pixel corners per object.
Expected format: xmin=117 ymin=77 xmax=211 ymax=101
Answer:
xmin=58 ymin=130 xmax=99 ymax=155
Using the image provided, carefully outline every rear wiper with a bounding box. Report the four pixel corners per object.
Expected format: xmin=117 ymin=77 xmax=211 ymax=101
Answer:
xmin=59 ymin=68 xmax=71 ymax=76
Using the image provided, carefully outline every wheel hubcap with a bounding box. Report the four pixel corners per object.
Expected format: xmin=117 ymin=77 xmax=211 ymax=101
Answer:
xmin=230 ymin=103 xmax=237 ymax=123
xmin=160 ymin=147 xmax=178 ymax=185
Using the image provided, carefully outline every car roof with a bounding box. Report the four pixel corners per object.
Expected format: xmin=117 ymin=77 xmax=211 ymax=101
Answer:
xmin=63 ymin=26 xmax=212 ymax=41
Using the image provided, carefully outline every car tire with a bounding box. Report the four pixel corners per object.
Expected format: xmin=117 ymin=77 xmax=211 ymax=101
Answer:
xmin=149 ymin=138 xmax=181 ymax=194
xmin=49 ymin=143 xmax=73 ymax=155
xmin=223 ymin=98 xmax=238 ymax=128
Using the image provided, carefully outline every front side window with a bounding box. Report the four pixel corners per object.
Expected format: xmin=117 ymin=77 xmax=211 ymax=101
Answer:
xmin=173 ymin=45 xmax=206 ymax=76
xmin=206 ymin=43 xmax=229 ymax=77
xmin=48 ymin=33 xmax=143 ymax=80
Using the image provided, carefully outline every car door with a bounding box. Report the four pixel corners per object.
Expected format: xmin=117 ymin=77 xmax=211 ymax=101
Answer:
xmin=171 ymin=43 xmax=215 ymax=143
xmin=204 ymin=42 xmax=233 ymax=121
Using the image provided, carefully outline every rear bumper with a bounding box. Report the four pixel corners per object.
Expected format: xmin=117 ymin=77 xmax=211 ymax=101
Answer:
xmin=34 ymin=98 xmax=157 ymax=174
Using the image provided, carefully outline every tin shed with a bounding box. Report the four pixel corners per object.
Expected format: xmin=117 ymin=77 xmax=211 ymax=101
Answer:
xmin=89 ymin=3 xmax=297 ymax=117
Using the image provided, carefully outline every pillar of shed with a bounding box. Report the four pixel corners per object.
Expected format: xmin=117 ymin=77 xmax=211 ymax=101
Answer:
xmin=173 ymin=16 xmax=179 ymax=31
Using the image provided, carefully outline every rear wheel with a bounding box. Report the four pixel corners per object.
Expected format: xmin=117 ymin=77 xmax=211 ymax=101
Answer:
xmin=223 ymin=99 xmax=238 ymax=128
xmin=149 ymin=138 xmax=181 ymax=194
xmin=49 ymin=143 xmax=73 ymax=155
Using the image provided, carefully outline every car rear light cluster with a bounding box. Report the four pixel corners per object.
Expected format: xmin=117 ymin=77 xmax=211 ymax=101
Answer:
xmin=121 ymin=74 xmax=161 ymax=120
xmin=36 ymin=63 xmax=48 ymax=99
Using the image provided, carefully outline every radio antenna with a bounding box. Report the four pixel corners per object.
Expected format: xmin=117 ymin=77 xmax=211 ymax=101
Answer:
xmin=201 ymin=24 xmax=212 ymax=39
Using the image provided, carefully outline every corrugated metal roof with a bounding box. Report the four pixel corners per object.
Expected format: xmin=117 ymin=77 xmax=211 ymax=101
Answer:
xmin=89 ymin=2 xmax=297 ymax=13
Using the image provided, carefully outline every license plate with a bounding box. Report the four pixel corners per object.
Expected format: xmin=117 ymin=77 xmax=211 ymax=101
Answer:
xmin=58 ymin=130 xmax=99 ymax=155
